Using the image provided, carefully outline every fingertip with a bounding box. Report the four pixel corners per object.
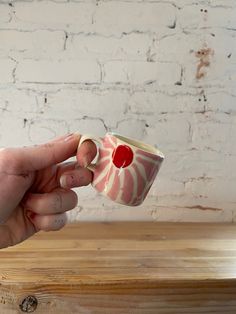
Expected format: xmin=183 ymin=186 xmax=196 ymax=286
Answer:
xmin=77 ymin=140 xmax=97 ymax=167
xmin=50 ymin=132 xmax=81 ymax=143
xmin=33 ymin=213 xmax=68 ymax=232
xmin=60 ymin=168 xmax=93 ymax=189
xmin=60 ymin=175 xmax=68 ymax=189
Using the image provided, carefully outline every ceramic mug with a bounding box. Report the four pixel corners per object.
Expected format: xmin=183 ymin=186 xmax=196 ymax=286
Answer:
xmin=79 ymin=133 xmax=164 ymax=206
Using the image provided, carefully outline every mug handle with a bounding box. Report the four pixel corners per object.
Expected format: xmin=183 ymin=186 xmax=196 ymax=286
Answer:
xmin=78 ymin=134 xmax=103 ymax=172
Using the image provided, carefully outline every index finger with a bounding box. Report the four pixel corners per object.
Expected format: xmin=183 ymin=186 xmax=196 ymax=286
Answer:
xmin=77 ymin=139 xmax=97 ymax=167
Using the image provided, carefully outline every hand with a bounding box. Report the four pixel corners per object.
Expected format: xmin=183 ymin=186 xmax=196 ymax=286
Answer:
xmin=0 ymin=133 xmax=96 ymax=249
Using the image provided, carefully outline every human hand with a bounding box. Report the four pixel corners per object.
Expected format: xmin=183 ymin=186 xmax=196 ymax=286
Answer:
xmin=0 ymin=133 xmax=96 ymax=249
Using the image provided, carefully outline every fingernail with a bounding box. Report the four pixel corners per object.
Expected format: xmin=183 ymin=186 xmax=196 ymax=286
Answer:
xmin=60 ymin=174 xmax=76 ymax=188
xmin=64 ymin=132 xmax=81 ymax=142
xmin=60 ymin=175 xmax=67 ymax=188
xmin=73 ymin=131 xmax=81 ymax=137
xmin=82 ymin=155 xmax=89 ymax=167
xmin=64 ymin=133 xmax=74 ymax=142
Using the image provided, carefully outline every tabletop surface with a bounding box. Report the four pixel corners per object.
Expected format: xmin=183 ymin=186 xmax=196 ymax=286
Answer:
xmin=1 ymin=222 xmax=236 ymax=313
xmin=1 ymin=222 xmax=236 ymax=285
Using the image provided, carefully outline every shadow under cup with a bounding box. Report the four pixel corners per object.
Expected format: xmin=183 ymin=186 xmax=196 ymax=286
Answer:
xmin=80 ymin=133 xmax=164 ymax=206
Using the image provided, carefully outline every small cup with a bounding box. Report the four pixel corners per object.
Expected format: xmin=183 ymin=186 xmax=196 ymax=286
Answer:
xmin=79 ymin=133 xmax=164 ymax=206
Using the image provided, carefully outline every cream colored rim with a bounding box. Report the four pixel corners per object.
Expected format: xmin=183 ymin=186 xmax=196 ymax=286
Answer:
xmin=108 ymin=132 xmax=164 ymax=159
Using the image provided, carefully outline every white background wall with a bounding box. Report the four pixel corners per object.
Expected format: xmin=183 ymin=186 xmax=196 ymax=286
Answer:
xmin=0 ymin=0 xmax=235 ymax=222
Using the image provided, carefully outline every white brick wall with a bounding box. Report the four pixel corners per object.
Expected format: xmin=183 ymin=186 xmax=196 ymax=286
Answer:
xmin=16 ymin=60 xmax=101 ymax=83
xmin=0 ymin=30 xmax=65 ymax=58
xmin=67 ymin=33 xmax=151 ymax=61
xmin=13 ymin=2 xmax=94 ymax=30
xmin=0 ymin=59 xmax=15 ymax=83
xmin=179 ymin=5 xmax=236 ymax=30
xmin=0 ymin=4 xmax=11 ymax=23
xmin=103 ymin=61 xmax=181 ymax=85
xmin=0 ymin=0 xmax=235 ymax=222
xmin=93 ymin=2 xmax=176 ymax=34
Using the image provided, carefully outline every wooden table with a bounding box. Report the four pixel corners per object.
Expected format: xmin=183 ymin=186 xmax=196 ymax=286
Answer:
xmin=0 ymin=222 xmax=236 ymax=313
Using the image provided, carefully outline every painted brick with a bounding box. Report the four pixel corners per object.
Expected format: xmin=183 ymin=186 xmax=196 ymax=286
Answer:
xmin=0 ymin=88 xmax=42 ymax=116
xmin=94 ymin=2 xmax=176 ymax=34
xmin=0 ymin=116 xmax=30 ymax=147
xmin=28 ymin=119 xmax=69 ymax=143
xmin=206 ymin=92 xmax=236 ymax=114
xmin=185 ymin=58 xmax=236 ymax=87
xmin=0 ymin=30 xmax=65 ymax=58
xmin=128 ymin=92 xmax=204 ymax=115
xmin=67 ymin=117 xmax=107 ymax=136
xmin=143 ymin=114 xmax=192 ymax=152
xmin=179 ymin=5 xmax=236 ymax=30
xmin=191 ymin=113 xmax=236 ymax=155
xmin=185 ymin=178 xmax=236 ymax=203
xmin=45 ymin=89 xmax=129 ymax=128
xmin=16 ymin=60 xmax=101 ymax=83
xmin=156 ymin=30 xmax=236 ymax=63
xmin=0 ymin=4 xmax=11 ymax=23
xmin=67 ymin=33 xmax=151 ymax=61
xmin=14 ymin=2 xmax=94 ymax=31
xmin=114 ymin=119 xmax=147 ymax=140
xmin=0 ymin=59 xmax=15 ymax=83
xmin=103 ymin=61 xmax=181 ymax=85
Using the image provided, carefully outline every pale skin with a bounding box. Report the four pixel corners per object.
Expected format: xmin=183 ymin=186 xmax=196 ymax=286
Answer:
xmin=0 ymin=133 xmax=96 ymax=249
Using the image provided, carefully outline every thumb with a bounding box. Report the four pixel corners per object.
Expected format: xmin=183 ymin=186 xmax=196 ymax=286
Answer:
xmin=11 ymin=133 xmax=81 ymax=172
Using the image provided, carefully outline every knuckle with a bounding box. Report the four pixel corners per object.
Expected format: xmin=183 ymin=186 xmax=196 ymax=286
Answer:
xmin=41 ymin=214 xmax=67 ymax=232
xmin=0 ymin=148 xmax=22 ymax=172
xmin=42 ymin=143 xmax=54 ymax=149
xmin=0 ymin=148 xmax=12 ymax=165
xmin=37 ymin=216 xmax=52 ymax=231
xmin=53 ymin=191 xmax=63 ymax=211
xmin=42 ymin=143 xmax=57 ymax=165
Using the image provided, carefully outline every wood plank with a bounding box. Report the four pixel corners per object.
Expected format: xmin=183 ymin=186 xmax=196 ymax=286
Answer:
xmin=0 ymin=222 xmax=236 ymax=313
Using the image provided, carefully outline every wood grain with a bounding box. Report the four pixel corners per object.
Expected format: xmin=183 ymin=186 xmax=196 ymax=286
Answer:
xmin=1 ymin=222 xmax=236 ymax=313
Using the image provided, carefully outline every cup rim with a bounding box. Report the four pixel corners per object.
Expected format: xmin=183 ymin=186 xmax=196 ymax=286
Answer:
xmin=107 ymin=132 xmax=164 ymax=159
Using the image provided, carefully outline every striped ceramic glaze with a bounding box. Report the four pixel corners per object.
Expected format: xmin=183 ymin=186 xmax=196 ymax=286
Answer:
xmin=79 ymin=133 xmax=164 ymax=206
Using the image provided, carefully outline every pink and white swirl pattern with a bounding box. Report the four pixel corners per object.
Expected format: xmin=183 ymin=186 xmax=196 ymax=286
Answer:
xmin=92 ymin=134 xmax=163 ymax=206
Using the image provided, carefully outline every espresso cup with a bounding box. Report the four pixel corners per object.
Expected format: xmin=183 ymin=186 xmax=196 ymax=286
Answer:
xmin=79 ymin=133 xmax=164 ymax=206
